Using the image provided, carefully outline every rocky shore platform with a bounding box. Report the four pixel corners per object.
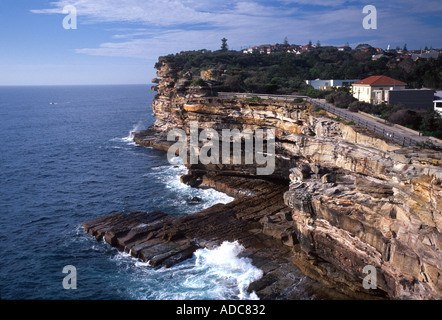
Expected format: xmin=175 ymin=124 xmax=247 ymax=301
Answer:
xmin=83 ymin=175 xmax=357 ymax=299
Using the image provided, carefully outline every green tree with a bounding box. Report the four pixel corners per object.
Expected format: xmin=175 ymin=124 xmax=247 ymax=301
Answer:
xmin=420 ymin=109 xmax=440 ymax=133
xmin=224 ymin=75 xmax=243 ymax=91
xmin=221 ymin=38 xmax=228 ymax=51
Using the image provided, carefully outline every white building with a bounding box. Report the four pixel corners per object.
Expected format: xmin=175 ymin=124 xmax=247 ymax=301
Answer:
xmin=434 ymin=91 xmax=442 ymax=116
xmin=351 ymin=76 xmax=406 ymax=104
xmin=305 ymin=79 xmax=360 ymax=90
xmin=434 ymin=100 xmax=442 ymax=116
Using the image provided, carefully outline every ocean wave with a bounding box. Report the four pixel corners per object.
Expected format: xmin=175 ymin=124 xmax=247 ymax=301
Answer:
xmin=112 ymin=240 xmax=262 ymax=300
xmin=110 ymin=121 xmax=145 ymax=146
xmin=121 ymin=120 xmax=145 ymax=145
xmin=192 ymin=241 xmax=262 ymax=300
xmin=142 ymin=157 xmax=234 ymax=214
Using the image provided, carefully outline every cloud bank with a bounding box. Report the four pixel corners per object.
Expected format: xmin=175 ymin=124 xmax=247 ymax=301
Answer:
xmin=31 ymin=0 xmax=442 ymax=60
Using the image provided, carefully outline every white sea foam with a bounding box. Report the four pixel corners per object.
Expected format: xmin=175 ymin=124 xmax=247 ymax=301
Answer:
xmin=192 ymin=241 xmax=263 ymax=300
xmin=121 ymin=120 xmax=145 ymax=145
xmin=165 ymin=157 xmax=233 ymax=205
xmin=116 ymin=240 xmax=263 ymax=300
xmin=144 ymin=157 xmax=234 ymax=212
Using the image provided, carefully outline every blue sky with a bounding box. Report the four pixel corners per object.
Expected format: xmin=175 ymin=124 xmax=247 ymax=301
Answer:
xmin=0 ymin=0 xmax=441 ymax=85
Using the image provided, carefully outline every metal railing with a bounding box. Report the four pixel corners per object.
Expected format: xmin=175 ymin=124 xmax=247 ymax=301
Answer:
xmin=305 ymin=98 xmax=420 ymax=147
xmin=217 ymin=92 xmax=305 ymax=101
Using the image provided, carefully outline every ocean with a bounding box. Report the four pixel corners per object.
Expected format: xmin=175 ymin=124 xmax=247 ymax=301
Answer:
xmin=0 ymin=84 xmax=266 ymax=300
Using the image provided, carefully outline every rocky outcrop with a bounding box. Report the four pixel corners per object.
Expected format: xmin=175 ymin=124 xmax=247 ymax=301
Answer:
xmin=83 ymin=176 xmax=350 ymax=299
xmin=129 ymin=59 xmax=442 ymax=299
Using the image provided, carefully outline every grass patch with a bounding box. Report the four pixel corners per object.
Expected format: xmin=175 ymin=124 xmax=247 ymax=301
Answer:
xmin=245 ymin=96 xmax=264 ymax=103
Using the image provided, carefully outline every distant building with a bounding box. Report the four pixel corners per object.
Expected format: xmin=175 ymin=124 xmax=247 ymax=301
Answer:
xmin=372 ymin=53 xmax=387 ymax=61
xmin=306 ymin=79 xmax=359 ymax=90
xmin=242 ymin=44 xmax=302 ymax=55
xmin=352 ymin=76 xmax=434 ymax=110
xmin=352 ymin=76 xmax=406 ymax=104
xmin=434 ymin=91 xmax=442 ymax=116
xmin=434 ymin=100 xmax=442 ymax=116
xmin=266 ymin=45 xmax=284 ymax=54
xmin=396 ymin=55 xmax=412 ymax=62
xmin=337 ymin=46 xmax=351 ymax=52
xmin=301 ymin=44 xmax=314 ymax=52
xmin=242 ymin=44 xmax=271 ymax=54
xmin=411 ymin=50 xmax=440 ymax=60
xmin=389 ymin=89 xmax=435 ymax=110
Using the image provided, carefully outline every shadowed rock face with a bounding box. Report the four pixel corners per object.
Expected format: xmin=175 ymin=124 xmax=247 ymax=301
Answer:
xmin=127 ymin=60 xmax=442 ymax=299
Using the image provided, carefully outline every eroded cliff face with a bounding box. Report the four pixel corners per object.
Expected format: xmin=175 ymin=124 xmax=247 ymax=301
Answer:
xmin=134 ymin=60 xmax=442 ymax=299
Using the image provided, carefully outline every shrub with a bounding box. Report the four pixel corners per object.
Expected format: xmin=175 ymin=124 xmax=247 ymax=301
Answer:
xmin=245 ymin=96 xmax=264 ymax=103
xmin=420 ymin=109 xmax=442 ymax=138
xmin=305 ymin=88 xmax=328 ymax=99
xmin=379 ymin=103 xmax=402 ymax=119
xmin=325 ymin=90 xmax=356 ymax=108
xmin=224 ymin=75 xmax=243 ymax=92
xmin=192 ymin=78 xmax=206 ymax=86
xmin=387 ymin=109 xmax=421 ymax=128
xmin=348 ymin=101 xmax=360 ymax=112
xmin=348 ymin=101 xmax=373 ymax=113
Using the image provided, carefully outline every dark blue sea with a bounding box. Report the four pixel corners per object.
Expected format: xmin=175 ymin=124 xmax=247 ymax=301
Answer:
xmin=0 ymin=85 xmax=270 ymax=300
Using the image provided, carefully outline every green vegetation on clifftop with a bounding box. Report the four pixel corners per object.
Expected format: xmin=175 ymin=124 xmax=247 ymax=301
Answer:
xmin=157 ymin=47 xmax=442 ymax=94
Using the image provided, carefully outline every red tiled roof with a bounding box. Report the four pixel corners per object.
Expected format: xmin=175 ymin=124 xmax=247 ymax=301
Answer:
xmin=353 ymin=75 xmax=406 ymax=86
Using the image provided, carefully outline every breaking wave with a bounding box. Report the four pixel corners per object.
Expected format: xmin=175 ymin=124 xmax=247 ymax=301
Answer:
xmin=111 ymin=240 xmax=263 ymax=300
xmin=121 ymin=120 xmax=145 ymax=145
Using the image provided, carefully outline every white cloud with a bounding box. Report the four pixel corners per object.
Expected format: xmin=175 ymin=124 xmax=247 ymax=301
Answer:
xmin=31 ymin=0 xmax=442 ymax=61
xmin=31 ymin=0 xmax=214 ymax=25
xmin=278 ymin=0 xmax=351 ymax=6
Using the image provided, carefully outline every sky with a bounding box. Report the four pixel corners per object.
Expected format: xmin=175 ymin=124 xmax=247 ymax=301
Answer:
xmin=0 ymin=0 xmax=441 ymax=85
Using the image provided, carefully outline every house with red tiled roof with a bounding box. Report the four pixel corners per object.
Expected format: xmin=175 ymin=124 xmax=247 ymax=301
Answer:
xmin=351 ymin=75 xmax=407 ymax=104
xmin=301 ymin=44 xmax=313 ymax=52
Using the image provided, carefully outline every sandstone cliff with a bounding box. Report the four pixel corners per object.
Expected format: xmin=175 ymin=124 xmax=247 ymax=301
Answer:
xmin=134 ymin=58 xmax=442 ymax=299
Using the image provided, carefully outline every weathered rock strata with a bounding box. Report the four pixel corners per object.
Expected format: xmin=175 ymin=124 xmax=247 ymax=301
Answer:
xmin=115 ymin=59 xmax=442 ymax=299
xmin=83 ymin=176 xmax=351 ymax=299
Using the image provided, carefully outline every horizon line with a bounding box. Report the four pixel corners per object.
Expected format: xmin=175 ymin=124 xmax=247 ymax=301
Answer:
xmin=0 ymin=83 xmax=153 ymax=87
